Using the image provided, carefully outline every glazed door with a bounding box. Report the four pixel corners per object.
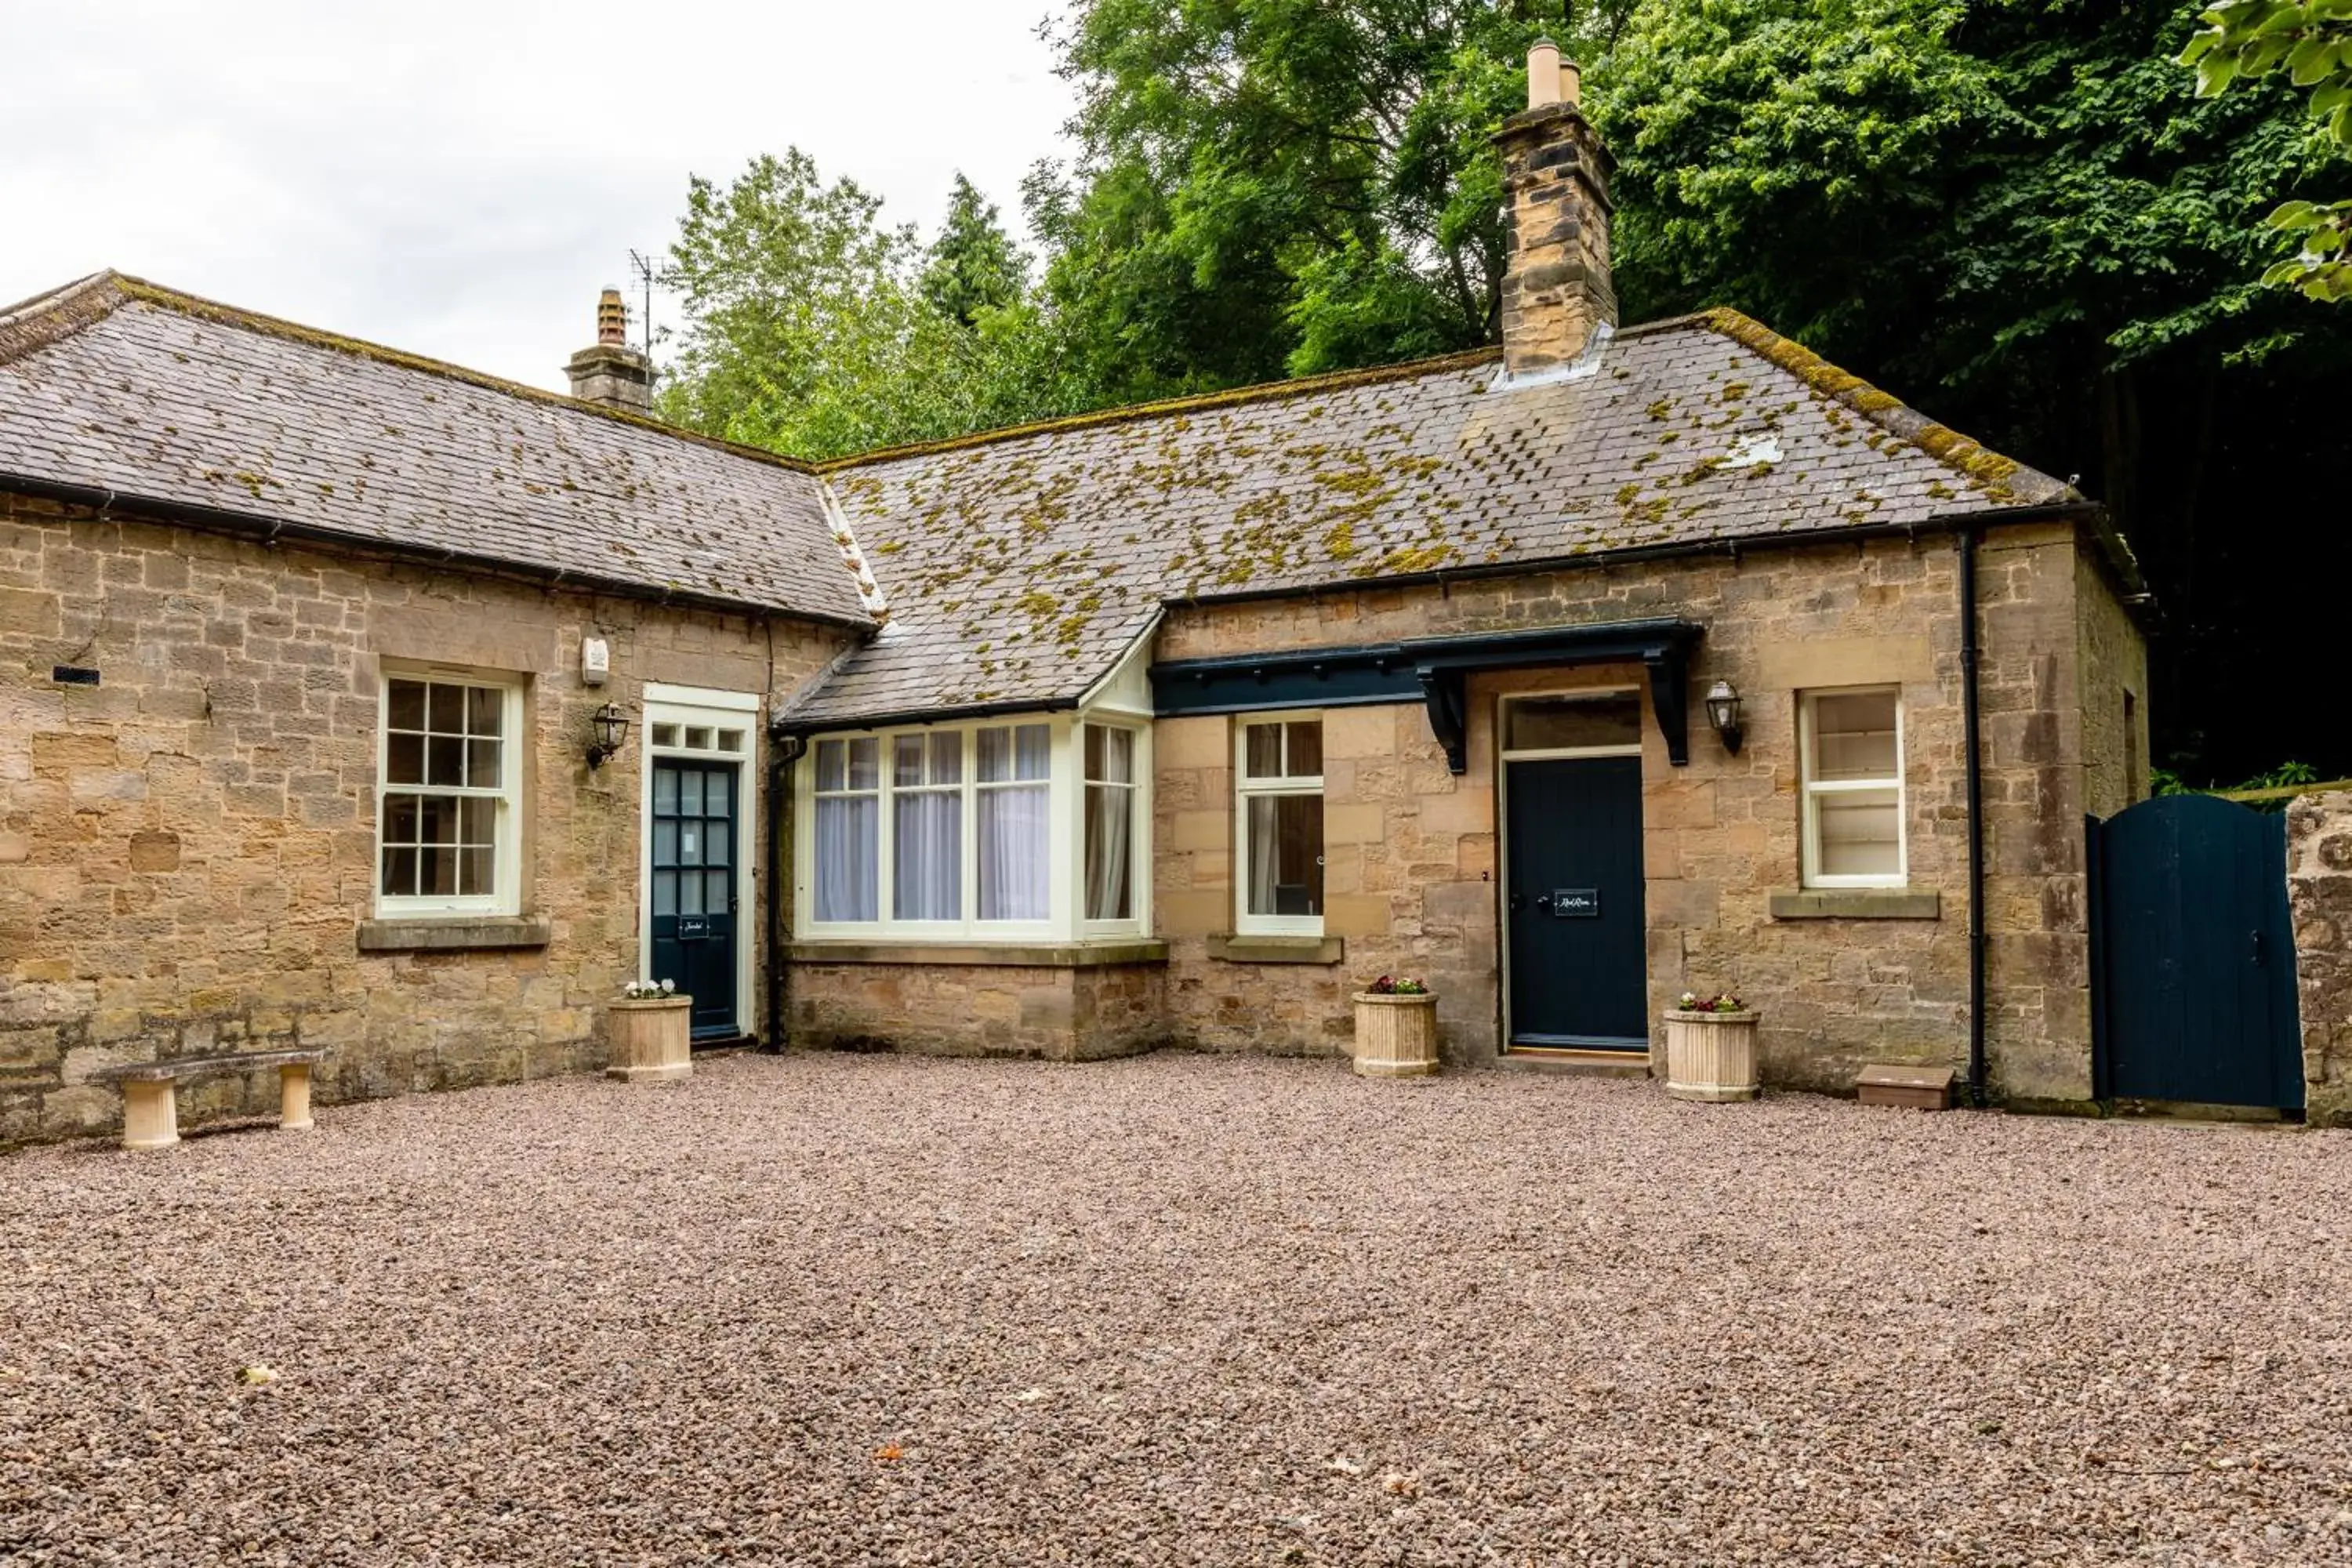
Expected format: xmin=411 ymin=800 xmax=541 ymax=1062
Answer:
xmin=1504 ymin=755 xmax=1648 ymax=1049
xmin=649 ymin=759 xmax=739 ymax=1040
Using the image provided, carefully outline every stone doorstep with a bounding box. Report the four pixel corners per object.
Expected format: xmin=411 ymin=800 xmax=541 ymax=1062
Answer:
xmin=1856 ymin=1062 xmax=1956 ymax=1111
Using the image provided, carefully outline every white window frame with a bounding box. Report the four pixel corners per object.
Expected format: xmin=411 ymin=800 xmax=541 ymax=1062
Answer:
xmin=639 ymin=684 xmax=760 ymax=1024
xmin=893 ymin=729 xmax=975 ymax=927
xmin=1799 ymin=685 xmax=1908 ymax=889
xmin=797 ymin=710 xmax=1151 ymax=944
xmin=1233 ymin=712 xmax=1327 ymax=938
xmin=373 ymin=666 xmax=524 ymax=919
xmin=1080 ymin=719 xmax=1150 ymax=938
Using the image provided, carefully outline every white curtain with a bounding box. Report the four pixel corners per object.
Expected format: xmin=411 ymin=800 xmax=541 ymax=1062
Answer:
xmin=894 ymin=791 xmax=961 ymax=920
xmin=1083 ymin=728 xmax=1133 ymax=922
xmin=814 ymin=795 xmax=877 ymax=921
xmin=1247 ymin=796 xmax=1277 ymax=916
xmin=980 ymin=784 xmax=1050 ymax=920
xmin=1084 ymin=786 xmax=1131 ymax=921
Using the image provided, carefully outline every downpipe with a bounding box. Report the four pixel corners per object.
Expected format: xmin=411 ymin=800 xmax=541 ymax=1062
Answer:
xmin=764 ymin=734 xmax=804 ymax=1054
xmin=1959 ymin=525 xmax=1989 ymax=1108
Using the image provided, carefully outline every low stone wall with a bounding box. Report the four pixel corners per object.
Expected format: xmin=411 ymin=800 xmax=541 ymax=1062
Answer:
xmin=2288 ymin=794 xmax=2352 ymax=1127
xmin=786 ymin=947 xmax=1171 ymax=1062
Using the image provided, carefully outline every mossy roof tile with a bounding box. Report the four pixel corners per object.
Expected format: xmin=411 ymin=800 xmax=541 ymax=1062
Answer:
xmin=785 ymin=314 xmax=2069 ymax=726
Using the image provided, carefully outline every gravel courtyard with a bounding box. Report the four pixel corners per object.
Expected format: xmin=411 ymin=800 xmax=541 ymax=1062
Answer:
xmin=4 ymin=1053 xmax=2349 ymax=1566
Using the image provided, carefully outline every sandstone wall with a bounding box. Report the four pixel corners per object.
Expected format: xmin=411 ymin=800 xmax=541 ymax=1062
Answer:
xmin=2288 ymin=794 xmax=2352 ymax=1127
xmin=1152 ymin=522 xmax=2143 ymax=1098
xmin=786 ymin=952 xmax=1169 ymax=1062
xmin=0 ymin=493 xmax=851 ymax=1145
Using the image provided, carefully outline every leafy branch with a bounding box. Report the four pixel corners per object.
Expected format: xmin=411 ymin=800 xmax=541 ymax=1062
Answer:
xmin=2182 ymin=0 xmax=2352 ymax=300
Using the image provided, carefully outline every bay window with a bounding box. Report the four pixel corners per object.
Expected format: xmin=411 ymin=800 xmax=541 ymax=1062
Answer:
xmin=376 ymin=672 xmax=522 ymax=917
xmin=1800 ymin=688 xmax=1906 ymax=887
xmin=799 ymin=713 xmax=1149 ymax=942
xmin=1236 ymin=716 xmax=1324 ymax=934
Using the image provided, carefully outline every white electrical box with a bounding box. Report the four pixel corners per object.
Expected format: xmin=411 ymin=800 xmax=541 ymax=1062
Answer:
xmin=581 ymin=636 xmax=611 ymax=688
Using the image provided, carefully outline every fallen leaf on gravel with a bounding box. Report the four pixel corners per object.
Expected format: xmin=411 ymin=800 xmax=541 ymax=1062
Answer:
xmin=238 ymin=1365 xmax=278 ymax=1387
xmin=1380 ymin=1472 xmax=1418 ymax=1497
xmin=873 ymin=1443 xmax=903 ymax=1463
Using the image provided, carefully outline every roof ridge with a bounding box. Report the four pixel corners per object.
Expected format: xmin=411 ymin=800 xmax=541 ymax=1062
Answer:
xmin=64 ymin=272 xmax=826 ymax=477
xmin=1690 ymin=307 xmax=2074 ymax=504
xmin=816 ymin=346 xmax=1505 ymax=471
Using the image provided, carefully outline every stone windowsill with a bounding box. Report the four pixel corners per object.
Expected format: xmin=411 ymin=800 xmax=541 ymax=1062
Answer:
xmin=784 ymin=940 xmax=1169 ymax=969
xmin=1769 ymin=889 xmax=1941 ymax=921
xmin=357 ymin=916 xmax=553 ymax=953
xmin=1207 ymin=934 xmax=1346 ymax=965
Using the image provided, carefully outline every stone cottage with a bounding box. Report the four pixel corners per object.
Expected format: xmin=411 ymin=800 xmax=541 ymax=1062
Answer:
xmin=0 ymin=46 xmax=2147 ymax=1145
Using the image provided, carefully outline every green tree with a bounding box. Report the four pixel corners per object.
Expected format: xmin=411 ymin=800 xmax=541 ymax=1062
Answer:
xmin=922 ymin=173 xmax=1031 ymax=327
xmin=2181 ymin=0 xmax=2352 ymax=299
xmin=658 ymin=151 xmax=1089 ymax=460
xmin=1026 ymin=0 xmax=1636 ymax=401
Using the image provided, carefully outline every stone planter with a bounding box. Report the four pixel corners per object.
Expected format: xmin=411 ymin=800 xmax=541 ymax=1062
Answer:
xmin=606 ymin=996 xmax=693 ymax=1083
xmin=1352 ymin=992 xmax=1440 ymax=1078
xmin=1662 ymin=1009 xmax=1760 ymax=1102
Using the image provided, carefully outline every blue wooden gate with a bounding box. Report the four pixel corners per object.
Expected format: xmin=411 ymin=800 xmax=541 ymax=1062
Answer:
xmin=2086 ymin=794 xmax=2301 ymax=1110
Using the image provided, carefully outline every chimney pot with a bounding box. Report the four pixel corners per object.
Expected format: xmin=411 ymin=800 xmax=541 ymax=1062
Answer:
xmin=1563 ymin=59 xmax=1582 ymax=107
xmin=568 ymin=288 xmax=655 ymax=412
xmin=1527 ymin=38 xmax=1562 ymax=110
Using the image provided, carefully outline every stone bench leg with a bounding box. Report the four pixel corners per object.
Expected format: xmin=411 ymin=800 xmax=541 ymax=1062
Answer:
xmin=278 ymin=1062 xmax=314 ymax=1132
xmin=122 ymin=1079 xmax=179 ymax=1152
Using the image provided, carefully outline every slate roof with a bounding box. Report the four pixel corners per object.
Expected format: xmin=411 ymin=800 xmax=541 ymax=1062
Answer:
xmin=0 ymin=273 xmax=2079 ymax=728
xmin=0 ymin=273 xmax=870 ymax=626
xmin=781 ymin=311 xmax=2073 ymax=727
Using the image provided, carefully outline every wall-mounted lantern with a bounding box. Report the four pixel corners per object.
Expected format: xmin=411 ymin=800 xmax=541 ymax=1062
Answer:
xmin=586 ymin=702 xmax=633 ymax=768
xmin=1704 ymin=680 xmax=1744 ymax=754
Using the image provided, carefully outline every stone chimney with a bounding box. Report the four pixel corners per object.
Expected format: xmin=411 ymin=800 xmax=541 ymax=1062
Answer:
xmin=1494 ymin=39 xmax=1616 ymax=381
xmin=564 ymin=288 xmax=654 ymax=412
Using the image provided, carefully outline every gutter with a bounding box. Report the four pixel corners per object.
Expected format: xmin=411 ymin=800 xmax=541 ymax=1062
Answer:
xmin=1959 ymin=524 xmax=1990 ymax=1108
xmin=0 ymin=470 xmax=880 ymax=633
xmin=773 ymin=691 xmax=1081 ymax=739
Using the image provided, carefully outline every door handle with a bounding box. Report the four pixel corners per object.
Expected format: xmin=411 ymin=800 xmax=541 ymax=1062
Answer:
xmin=1533 ymin=893 xmax=1555 ymax=916
xmin=1508 ymin=891 xmax=1526 ymax=913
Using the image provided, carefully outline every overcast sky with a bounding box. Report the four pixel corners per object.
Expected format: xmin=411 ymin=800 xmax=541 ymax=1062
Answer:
xmin=0 ymin=0 xmax=1078 ymax=392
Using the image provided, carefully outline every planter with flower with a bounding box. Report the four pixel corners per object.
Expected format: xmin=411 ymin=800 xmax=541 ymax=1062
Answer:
xmin=607 ymin=978 xmax=693 ymax=1083
xmin=1352 ymin=975 xmax=1439 ymax=1079
xmin=1662 ymin=991 xmax=1759 ymax=1102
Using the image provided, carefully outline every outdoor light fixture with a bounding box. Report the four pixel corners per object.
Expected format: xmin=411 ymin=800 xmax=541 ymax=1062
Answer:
xmin=1704 ymin=680 xmax=1744 ymax=754
xmin=586 ymin=703 xmax=632 ymax=768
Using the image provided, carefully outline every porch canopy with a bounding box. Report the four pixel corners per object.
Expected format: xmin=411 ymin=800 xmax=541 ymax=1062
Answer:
xmin=1148 ymin=616 xmax=1706 ymax=772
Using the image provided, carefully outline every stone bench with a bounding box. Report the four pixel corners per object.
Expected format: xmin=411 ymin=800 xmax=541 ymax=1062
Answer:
xmin=93 ymin=1050 xmax=328 ymax=1151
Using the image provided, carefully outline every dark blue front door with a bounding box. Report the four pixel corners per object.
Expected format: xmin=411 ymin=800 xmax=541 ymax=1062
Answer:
xmin=2089 ymin=794 xmax=2301 ymax=1109
xmin=1504 ymin=756 xmax=1647 ymax=1049
xmin=650 ymin=759 xmax=739 ymax=1040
